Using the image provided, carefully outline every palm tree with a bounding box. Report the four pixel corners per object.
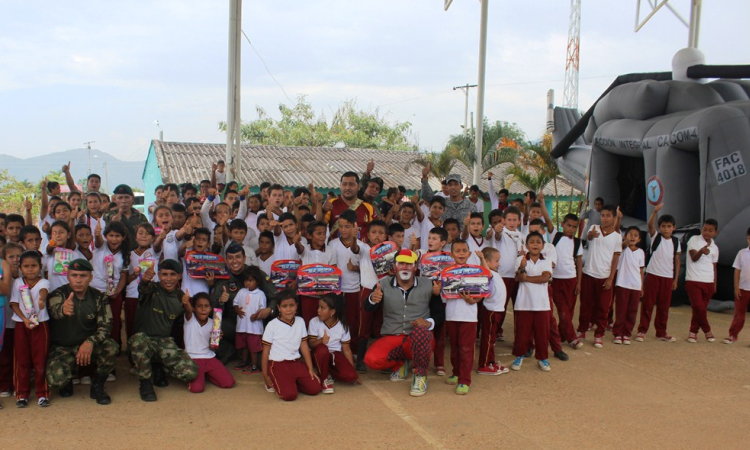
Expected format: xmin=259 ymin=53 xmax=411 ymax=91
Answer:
xmin=444 ymin=120 xmax=525 ymax=175
xmin=409 ymin=149 xmax=457 ymax=181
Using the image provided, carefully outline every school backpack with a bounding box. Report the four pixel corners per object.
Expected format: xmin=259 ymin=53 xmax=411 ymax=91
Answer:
xmin=552 ymin=233 xmax=581 ymax=260
xmin=646 ymin=234 xmax=679 ymax=271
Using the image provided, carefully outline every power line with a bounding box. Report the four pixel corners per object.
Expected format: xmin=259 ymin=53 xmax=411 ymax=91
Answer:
xmin=240 ymin=29 xmax=293 ymax=102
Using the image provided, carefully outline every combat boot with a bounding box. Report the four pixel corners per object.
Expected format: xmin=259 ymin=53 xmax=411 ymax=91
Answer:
xmin=139 ymin=379 xmax=157 ymax=402
xmin=90 ymin=374 xmax=112 ymax=405
xmin=59 ymin=381 xmax=74 ymax=398
xmin=152 ymin=364 xmax=169 ymax=388
xmin=356 ymin=339 xmax=368 ymax=373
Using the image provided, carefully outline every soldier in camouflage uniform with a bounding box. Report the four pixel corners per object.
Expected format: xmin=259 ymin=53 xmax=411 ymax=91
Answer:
xmin=128 ymin=259 xmax=197 ymax=402
xmin=46 ymin=259 xmax=118 ymax=405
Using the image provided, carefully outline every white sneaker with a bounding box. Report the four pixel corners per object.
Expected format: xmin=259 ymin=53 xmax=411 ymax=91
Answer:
xmin=80 ymin=376 xmax=92 ymax=385
xmin=71 ymin=378 xmax=81 ymax=385
xmin=265 ymin=384 xmax=275 ymax=393
xmin=106 ymin=373 xmax=116 ymax=382
xmin=613 ymin=336 xmax=623 ymax=345
xmin=0 ymin=391 xmax=12 ymax=398
xmin=325 ymin=375 xmax=334 ymax=386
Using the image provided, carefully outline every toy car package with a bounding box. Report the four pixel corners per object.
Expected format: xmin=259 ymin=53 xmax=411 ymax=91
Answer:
xmin=370 ymin=241 xmax=398 ymax=279
xmin=440 ymin=264 xmax=491 ymax=300
xmin=210 ymin=308 xmax=222 ymax=350
xmin=419 ymin=252 xmax=455 ymax=280
xmin=270 ymin=259 xmax=301 ymax=291
xmin=296 ymin=264 xmax=342 ymax=296
xmin=185 ymin=251 xmax=230 ymax=279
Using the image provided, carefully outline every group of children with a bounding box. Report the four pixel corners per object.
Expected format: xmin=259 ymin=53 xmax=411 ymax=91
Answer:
xmin=1 ymin=162 xmax=750 ymax=406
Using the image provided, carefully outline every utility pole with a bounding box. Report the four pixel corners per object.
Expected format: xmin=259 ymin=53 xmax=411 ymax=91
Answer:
xmin=103 ymin=161 xmax=109 ymax=193
xmin=226 ymin=0 xmax=242 ymax=183
xmin=84 ymin=141 xmax=95 ymax=176
xmin=473 ymin=0 xmax=489 ymax=185
xmin=453 ymin=84 xmax=477 ymax=136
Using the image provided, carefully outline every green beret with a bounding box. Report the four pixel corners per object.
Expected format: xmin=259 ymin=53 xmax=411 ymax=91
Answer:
xmin=69 ymin=259 xmax=94 ymax=272
xmin=159 ymin=259 xmax=183 ymax=274
xmin=113 ymin=184 xmax=134 ymax=196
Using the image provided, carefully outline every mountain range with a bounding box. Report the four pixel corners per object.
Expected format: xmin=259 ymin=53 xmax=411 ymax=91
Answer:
xmin=0 ymin=148 xmax=145 ymax=191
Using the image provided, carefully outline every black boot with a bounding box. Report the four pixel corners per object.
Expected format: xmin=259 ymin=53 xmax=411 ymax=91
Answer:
xmin=59 ymin=380 xmax=74 ymax=398
xmin=139 ymin=379 xmax=157 ymax=402
xmin=90 ymin=374 xmax=112 ymax=405
xmin=152 ymin=364 xmax=169 ymax=388
xmin=356 ymin=339 xmax=368 ymax=373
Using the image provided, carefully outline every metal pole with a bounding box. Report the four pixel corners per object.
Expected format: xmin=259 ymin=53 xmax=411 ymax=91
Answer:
xmin=473 ymin=0 xmax=489 ymax=185
xmin=226 ymin=0 xmax=238 ymax=183
xmin=234 ymin=0 xmax=242 ymax=179
xmin=463 ymin=86 xmax=469 ymax=136
xmin=688 ymin=0 xmax=702 ymax=48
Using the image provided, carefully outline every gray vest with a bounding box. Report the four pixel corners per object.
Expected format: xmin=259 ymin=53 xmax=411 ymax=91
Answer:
xmin=379 ymin=276 xmax=433 ymax=336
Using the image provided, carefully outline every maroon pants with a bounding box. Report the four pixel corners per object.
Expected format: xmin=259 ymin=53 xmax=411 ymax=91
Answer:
xmin=358 ymin=287 xmax=383 ymax=340
xmin=124 ymin=297 xmax=139 ymax=341
xmin=498 ymin=277 xmax=519 ymax=337
xmin=267 ymin=360 xmax=321 ymax=401
xmin=513 ymin=310 xmax=550 ymax=360
xmin=0 ymin=327 xmax=14 ymax=392
xmin=552 ymin=278 xmax=578 ymax=343
xmin=433 ymin=321 xmax=446 ymax=367
xmin=312 ymin=345 xmax=358 ymax=385
xmin=478 ymin=304 xmax=502 ymax=368
xmin=614 ymin=287 xmax=640 ymax=337
xmin=188 ymin=357 xmax=236 ymax=393
xmin=14 ymin=322 xmax=50 ymax=400
xmin=446 ymin=321 xmax=476 ymax=386
xmin=299 ymin=295 xmax=319 ymax=326
xmin=728 ymin=290 xmax=750 ymax=337
xmin=363 ymin=326 xmax=435 ymax=376
xmin=685 ymin=281 xmax=715 ymax=334
xmin=578 ymin=274 xmax=614 ymax=337
xmin=343 ymin=292 xmax=360 ymax=353
xmin=109 ymin=293 xmax=124 ymax=348
xmin=546 ymin=290 xmax=562 ymax=353
xmin=638 ymin=274 xmax=673 ymax=337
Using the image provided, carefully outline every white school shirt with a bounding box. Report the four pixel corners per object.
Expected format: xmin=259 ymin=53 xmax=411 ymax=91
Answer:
xmin=329 ymin=238 xmax=361 ymax=293
xmin=514 ymin=255 xmax=552 ymax=311
xmin=81 ymin=214 xmax=107 ymax=251
xmin=257 ymin=254 xmax=276 ymax=277
xmin=646 ymin=232 xmax=681 ymax=278
xmin=273 ymin=234 xmax=300 ymax=261
xmin=402 ymin=223 xmax=421 ymax=250
xmin=244 ymin=211 xmax=260 ymax=239
xmin=550 ymin=231 xmax=582 ymax=280
xmin=91 ymin=245 xmax=125 ymax=295
xmin=308 ymin=317 xmax=351 ymax=352
xmin=233 ymin=288 xmax=266 ymax=334
xmin=483 ymin=270 xmax=507 ymax=312
xmin=215 ymin=169 xmax=226 ymax=186
xmin=126 ymin=248 xmax=160 ymax=298
xmin=686 ymin=235 xmax=719 ymax=283
xmin=183 ymin=314 xmax=215 ymax=359
xmin=10 ymin=278 xmax=50 ymax=323
xmin=466 ymin=235 xmax=487 ymax=266
xmin=470 ymin=198 xmax=484 ymax=213
xmin=43 ymin=248 xmax=85 ymax=292
xmin=182 ymin=260 xmax=209 ymax=296
xmin=299 ymin=244 xmax=337 ymax=267
xmin=493 ymin=229 xmax=524 ymax=278
xmin=160 ymin=230 xmax=182 ymax=263
xmin=733 ymin=248 xmax=750 ymax=291
xmin=582 ymin=226 xmax=622 ymax=279
xmin=616 ymin=247 xmax=645 ymax=290
xmin=262 ymin=317 xmax=308 ymax=362
xmin=352 ymin=242 xmax=378 ymax=290
xmin=418 ymin=217 xmax=441 ymax=251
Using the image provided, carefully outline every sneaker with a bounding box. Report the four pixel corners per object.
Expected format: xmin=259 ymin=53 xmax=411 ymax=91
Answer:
xmin=705 ymin=332 xmax=716 ymax=342
xmin=80 ymin=376 xmax=92 ymax=385
xmin=242 ymin=365 xmax=261 ymax=375
xmin=72 ymin=378 xmax=81 ymax=385
xmin=0 ymin=390 xmax=12 ymax=398
xmin=577 ymin=332 xmax=586 ymax=341
xmin=355 ymin=360 xmax=368 ymax=374
xmin=613 ymin=336 xmax=623 ymax=345
xmin=410 ymin=374 xmax=428 ymax=397
xmin=445 ymin=375 xmax=458 ymax=385
xmin=723 ymin=336 xmax=738 ymax=344
xmin=554 ymin=351 xmax=569 ymax=361
xmin=265 ymin=384 xmax=275 ymax=393
xmin=511 ymin=356 xmax=524 ymax=371
xmin=106 ymin=373 xmax=116 ymax=382
xmin=38 ymin=397 xmax=50 ymax=407
xmin=524 ymin=348 xmax=534 ymax=358
xmin=494 ymin=363 xmax=510 ymax=374
xmin=569 ymin=339 xmax=584 ymax=350
xmin=588 ymin=323 xmax=594 ymax=331
xmin=477 ymin=365 xmax=502 ymax=376
xmin=321 ymin=379 xmax=334 ymax=394
xmin=537 ymin=360 xmax=551 ymax=372
xmin=435 ymin=366 xmax=446 ymax=376
xmin=687 ymin=332 xmax=698 ymax=343
xmin=390 ymin=361 xmax=410 ymax=382
xmin=16 ymin=398 xmax=28 ymax=408
xmin=606 ymin=323 xmax=614 ymax=332
xmin=455 ymin=383 xmax=470 ymax=395
xmin=593 ymin=337 xmax=604 ymax=348
xmin=622 ymin=336 xmax=631 ymax=345
xmin=656 ymin=335 xmax=676 ymax=342
xmin=233 ymin=362 xmax=249 ymax=371
xmin=497 ymin=334 xmax=505 ymax=342
xmin=635 ymin=332 xmax=646 ymax=342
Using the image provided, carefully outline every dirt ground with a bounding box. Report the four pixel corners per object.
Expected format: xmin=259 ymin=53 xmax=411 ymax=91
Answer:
xmin=1 ymin=304 xmax=749 ymax=449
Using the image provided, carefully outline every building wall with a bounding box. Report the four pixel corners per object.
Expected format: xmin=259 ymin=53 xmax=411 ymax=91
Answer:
xmin=142 ymin=143 xmax=163 ymax=207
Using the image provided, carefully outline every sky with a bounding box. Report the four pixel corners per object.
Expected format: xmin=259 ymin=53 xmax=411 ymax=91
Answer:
xmin=1 ymin=0 xmax=749 ymax=163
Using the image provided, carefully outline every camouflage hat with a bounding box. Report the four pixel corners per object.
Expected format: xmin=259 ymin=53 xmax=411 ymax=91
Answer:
xmin=69 ymin=258 xmax=94 ymax=272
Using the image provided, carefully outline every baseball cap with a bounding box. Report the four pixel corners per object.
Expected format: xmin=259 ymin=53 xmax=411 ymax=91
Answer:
xmin=395 ymin=249 xmax=417 ymax=264
xmin=445 ymin=174 xmax=462 ymax=184
xmin=69 ymin=259 xmax=93 ymax=272
xmin=113 ymin=184 xmax=134 ymax=196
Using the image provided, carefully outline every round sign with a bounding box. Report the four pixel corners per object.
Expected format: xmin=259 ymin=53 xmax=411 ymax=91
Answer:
xmin=646 ymin=176 xmax=664 ymax=205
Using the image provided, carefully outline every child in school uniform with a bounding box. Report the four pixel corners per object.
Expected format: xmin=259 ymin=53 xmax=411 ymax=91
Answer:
xmin=233 ymin=270 xmax=267 ymax=374
xmin=442 ymin=219 xmax=461 ymax=252
xmin=271 ymin=212 xmax=302 ymax=262
xmin=262 ymin=290 xmax=320 ymax=401
xmin=417 ymin=197 xmax=445 ymax=251
xmin=443 ymin=240 xmax=481 ymax=395
xmin=637 ymin=203 xmax=681 ymax=342
xmin=9 ymin=251 xmax=51 ymax=407
xmin=125 ymin=223 xmax=159 ymax=365
xmin=724 ymin=227 xmax=750 ymax=344
xmin=296 ymin=221 xmax=337 ymax=324
xmin=398 ymin=202 xmax=420 ymax=251
xmin=329 ymin=210 xmax=362 ymax=353
xmin=685 ymin=219 xmax=720 ymax=343
xmin=420 ymin=227 xmax=450 ymax=376
xmin=178 ymin=227 xmax=212 ymax=296
xmin=256 ymin=230 xmax=276 ymax=277
xmin=613 ymin=227 xmax=645 ymax=344
xmin=492 ymin=206 xmax=525 ymax=341
xmin=0 ymin=243 xmax=23 ymax=398
xmin=43 ymin=221 xmax=83 ymax=292
xmin=184 ymin=292 xmax=235 ymax=393
xmin=511 ymin=232 xmax=554 ymax=372
xmin=476 ymin=247 xmax=509 ymax=376
xmin=461 ymin=212 xmax=487 ymax=266
xmin=308 ymin=294 xmax=358 ymax=394
xmin=550 ymin=214 xmax=584 ymax=349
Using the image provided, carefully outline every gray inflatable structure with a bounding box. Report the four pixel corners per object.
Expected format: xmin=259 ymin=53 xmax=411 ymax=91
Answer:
xmin=551 ymin=51 xmax=750 ymax=302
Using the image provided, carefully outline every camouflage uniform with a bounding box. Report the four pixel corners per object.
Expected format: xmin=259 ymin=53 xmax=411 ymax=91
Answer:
xmin=45 ymin=284 xmax=119 ymax=388
xmin=128 ymin=281 xmax=197 ymax=381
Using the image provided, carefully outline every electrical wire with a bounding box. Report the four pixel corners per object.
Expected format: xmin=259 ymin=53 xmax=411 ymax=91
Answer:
xmin=241 ymin=29 xmax=293 ymax=102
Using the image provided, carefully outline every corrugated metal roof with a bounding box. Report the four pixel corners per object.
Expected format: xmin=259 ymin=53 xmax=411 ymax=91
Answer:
xmin=152 ymin=140 xmax=580 ymax=197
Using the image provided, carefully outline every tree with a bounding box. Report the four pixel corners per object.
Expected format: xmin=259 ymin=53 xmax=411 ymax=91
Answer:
xmin=0 ymin=170 xmax=39 ymax=222
xmin=444 ymin=120 xmax=525 ymax=175
xmin=409 ymin=149 xmax=457 ymax=181
xmin=219 ymin=96 xmax=418 ymax=151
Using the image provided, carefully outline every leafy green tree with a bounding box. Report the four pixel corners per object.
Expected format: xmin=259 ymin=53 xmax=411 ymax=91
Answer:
xmin=0 ymin=170 xmax=39 ymax=222
xmin=443 ymin=120 xmax=526 ymax=175
xmin=409 ymin=149 xmax=457 ymax=181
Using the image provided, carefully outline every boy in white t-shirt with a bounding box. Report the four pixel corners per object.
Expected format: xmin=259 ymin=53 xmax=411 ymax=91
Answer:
xmin=613 ymin=227 xmax=645 ymax=344
xmin=550 ymin=214 xmax=584 ymax=350
xmin=416 ymin=197 xmax=445 ymax=251
xmin=233 ymin=271 xmax=267 ymax=373
xmin=399 ymin=202 xmax=421 ymax=251
xmin=476 ymin=247 xmax=509 ymax=376
xmin=461 ymin=212 xmax=487 ymax=266
xmin=578 ymin=205 xmax=621 ymax=349
xmin=637 ymin=203 xmax=681 ymax=342
xmin=724 ymin=227 xmax=750 ymax=344
xmin=492 ymin=207 xmax=524 ymax=341
xmin=329 ymin=210 xmax=362 ymax=354
xmin=685 ymin=219 xmax=719 ymax=343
